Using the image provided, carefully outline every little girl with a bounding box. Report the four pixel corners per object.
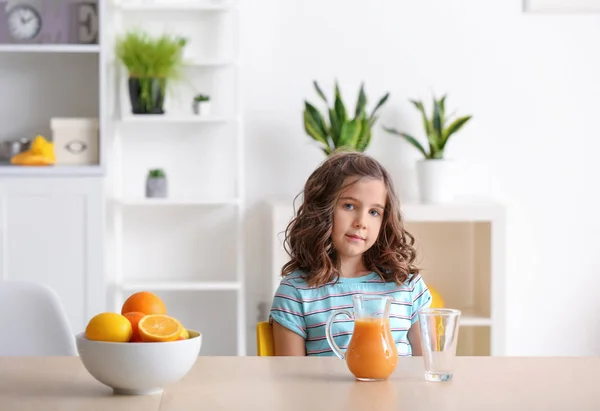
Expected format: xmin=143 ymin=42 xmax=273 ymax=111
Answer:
xmin=269 ymin=150 xmax=432 ymax=356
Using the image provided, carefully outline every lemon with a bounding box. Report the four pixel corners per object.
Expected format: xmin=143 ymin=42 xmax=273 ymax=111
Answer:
xmin=180 ymin=327 xmax=190 ymax=340
xmin=86 ymin=312 xmax=133 ymax=342
xmin=172 ymin=318 xmax=189 ymax=339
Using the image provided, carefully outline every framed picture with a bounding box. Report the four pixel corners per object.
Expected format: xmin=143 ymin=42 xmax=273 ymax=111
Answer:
xmin=524 ymin=0 xmax=600 ymax=12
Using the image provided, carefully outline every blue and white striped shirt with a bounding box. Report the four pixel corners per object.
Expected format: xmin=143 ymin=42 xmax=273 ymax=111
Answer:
xmin=269 ymin=270 xmax=432 ymax=356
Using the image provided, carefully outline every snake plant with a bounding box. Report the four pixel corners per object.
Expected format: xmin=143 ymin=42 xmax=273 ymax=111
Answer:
xmin=383 ymin=95 xmax=472 ymax=159
xmin=303 ymin=80 xmax=390 ymax=156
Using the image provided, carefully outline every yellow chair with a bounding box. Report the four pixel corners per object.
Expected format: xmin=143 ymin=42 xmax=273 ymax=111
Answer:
xmin=256 ymin=321 xmax=275 ymax=356
xmin=429 ymin=286 xmax=445 ymax=309
xmin=255 ymin=287 xmax=443 ymax=357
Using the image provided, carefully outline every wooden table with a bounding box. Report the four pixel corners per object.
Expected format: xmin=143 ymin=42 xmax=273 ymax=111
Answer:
xmin=1 ymin=356 xmax=598 ymax=410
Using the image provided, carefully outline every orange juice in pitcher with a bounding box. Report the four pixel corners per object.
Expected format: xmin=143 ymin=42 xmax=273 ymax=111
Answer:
xmin=325 ymin=294 xmax=398 ymax=381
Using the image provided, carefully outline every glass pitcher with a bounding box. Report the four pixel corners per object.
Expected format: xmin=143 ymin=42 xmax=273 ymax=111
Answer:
xmin=325 ymin=294 xmax=398 ymax=381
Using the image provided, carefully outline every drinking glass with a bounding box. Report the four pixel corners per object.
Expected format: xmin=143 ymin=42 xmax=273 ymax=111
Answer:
xmin=418 ymin=308 xmax=461 ymax=382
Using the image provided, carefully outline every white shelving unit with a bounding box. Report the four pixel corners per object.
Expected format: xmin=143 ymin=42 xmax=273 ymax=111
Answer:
xmin=0 ymin=0 xmax=107 ymax=171
xmin=268 ymin=199 xmax=507 ymax=356
xmin=0 ymin=0 xmax=108 ymax=334
xmin=0 ymin=44 xmax=101 ymax=53
xmin=113 ymin=198 xmax=239 ymax=207
xmin=120 ymin=281 xmax=241 ymax=291
xmin=114 ymin=2 xmax=232 ymax=12
xmin=119 ymin=115 xmax=232 ymax=124
xmin=0 ymin=165 xmax=104 ymax=177
xmin=107 ymin=0 xmax=245 ymax=356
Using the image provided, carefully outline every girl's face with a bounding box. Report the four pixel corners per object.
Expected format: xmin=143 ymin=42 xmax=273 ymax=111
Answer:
xmin=331 ymin=177 xmax=387 ymax=261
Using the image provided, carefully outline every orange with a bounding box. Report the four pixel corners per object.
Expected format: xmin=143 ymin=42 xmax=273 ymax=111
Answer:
xmin=121 ymin=291 xmax=166 ymax=316
xmin=123 ymin=312 xmax=146 ymax=342
xmin=138 ymin=314 xmax=182 ymax=342
xmin=85 ymin=312 xmax=132 ymax=342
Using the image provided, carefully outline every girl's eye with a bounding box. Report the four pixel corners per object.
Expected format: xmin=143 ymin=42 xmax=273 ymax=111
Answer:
xmin=343 ymin=203 xmax=354 ymax=210
xmin=369 ymin=209 xmax=380 ymax=217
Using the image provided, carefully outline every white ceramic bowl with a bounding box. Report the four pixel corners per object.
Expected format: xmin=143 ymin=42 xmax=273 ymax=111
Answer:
xmin=76 ymin=330 xmax=202 ymax=395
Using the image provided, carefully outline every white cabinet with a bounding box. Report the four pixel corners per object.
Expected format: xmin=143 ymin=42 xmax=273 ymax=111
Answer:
xmin=0 ymin=178 xmax=105 ymax=334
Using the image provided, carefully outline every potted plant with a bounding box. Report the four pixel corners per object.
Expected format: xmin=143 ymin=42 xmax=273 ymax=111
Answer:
xmin=146 ymin=169 xmax=168 ymax=198
xmin=192 ymin=94 xmax=210 ymax=116
xmin=383 ymin=94 xmax=472 ymax=203
xmin=303 ymin=80 xmax=390 ymax=156
xmin=115 ymin=30 xmax=187 ymax=115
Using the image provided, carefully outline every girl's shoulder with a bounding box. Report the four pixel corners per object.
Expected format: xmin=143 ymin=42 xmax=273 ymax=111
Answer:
xmin=376 ymin=270 xmax=424 ymax=288
xmin=280 ymin=270 xmax=306 ymax=285
xmin=404 ymin=272 xmax=423 ymax=287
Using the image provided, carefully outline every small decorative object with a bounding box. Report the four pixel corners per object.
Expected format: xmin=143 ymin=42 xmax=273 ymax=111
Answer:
xmin=51 ymin=117 xmax=99 ymax=165
xmin=383 ymin=94 xmax=472 ymax=204
xmin=146 ymin=169 xmax=168 ymax=198
xmin=115 ymin=30 xmax=187 ymax=115
xmin=192 ymin=94 xmax=210 ymax=116
xmin=0 ymin=138 xmax=30 ymax=163
xmin=6 ymin=4 xmax=42 ymax=42
xmin=303 ymin=80 xmax=390 ymax=156
xmin=10 ymin=135 xmax=55 ymax=167
xmin=70 ymin=2 xmax=98 ymax=44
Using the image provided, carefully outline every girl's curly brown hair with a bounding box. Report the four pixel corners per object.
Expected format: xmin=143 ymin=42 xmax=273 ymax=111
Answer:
xmin=281 ymin=150 xmax=419 ymax=287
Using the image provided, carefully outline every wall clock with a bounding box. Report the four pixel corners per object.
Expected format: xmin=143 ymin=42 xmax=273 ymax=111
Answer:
xmin=7 ymin=4 xmax=42 ymax=41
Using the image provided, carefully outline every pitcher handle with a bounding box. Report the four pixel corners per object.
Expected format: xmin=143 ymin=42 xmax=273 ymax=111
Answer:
xmin=325 ymin=309 xmax=353 ymax=360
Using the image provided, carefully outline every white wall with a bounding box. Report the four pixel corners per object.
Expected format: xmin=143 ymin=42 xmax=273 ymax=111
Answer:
xmin=240 ymin=0 xmax=600 ymax=356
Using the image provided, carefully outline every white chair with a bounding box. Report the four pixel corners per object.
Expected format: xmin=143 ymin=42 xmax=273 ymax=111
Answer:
xmin=0 ymin=280 xmax=77 ymax=356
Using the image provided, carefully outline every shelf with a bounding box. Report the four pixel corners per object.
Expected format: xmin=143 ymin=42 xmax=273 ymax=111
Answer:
xmin=402 ymin=202 xmax=504 ymax=222
xmin=0 ymin=44 xmax=100 ymax=54
xmin=0 ymin=165 xmax=104 ymax=177
xmin=184 ymin=58 xmax=236 ymax=67
xmin=118 ymin=281 xmax=241 ymax=291
xmin=110 ymin=57 xmax=235 ymax=68
xmin=460 ymin=313 xmax=492 ymax=327
xmin=118 ymin=115 xmax=232 ymax=124
xmin=113 ymin=197 xmax=239 ymax=206
xmin=114 ymin=2 xmax=233 ymax=12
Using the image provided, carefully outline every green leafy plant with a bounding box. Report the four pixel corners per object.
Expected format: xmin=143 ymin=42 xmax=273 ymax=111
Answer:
xmin=383 ymin=95 xmax=472 ymax=159
xmin=303 ymin=80 xmax=390 ymax=156
xmin=193 ymin=94 xmax=210 ymax=102
xmin=115 ymin=30 xmax=187 ymax=112
xmin=148 ymin=169 xmax=166 ymax=179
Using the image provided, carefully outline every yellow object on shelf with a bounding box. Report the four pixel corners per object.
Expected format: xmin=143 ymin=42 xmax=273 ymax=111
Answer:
xmin=10 ymin=135 xmax=55 ymax=166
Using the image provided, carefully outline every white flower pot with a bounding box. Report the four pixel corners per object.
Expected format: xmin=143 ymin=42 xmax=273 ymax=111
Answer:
xmin=193 ymin=101 xmax=211 ymax=116
xmin=416 ymin=159 xmax=456 ymax=204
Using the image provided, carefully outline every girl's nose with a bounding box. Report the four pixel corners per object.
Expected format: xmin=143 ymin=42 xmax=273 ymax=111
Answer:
xmin=353 ymin=219 xmax=365 ymax=229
